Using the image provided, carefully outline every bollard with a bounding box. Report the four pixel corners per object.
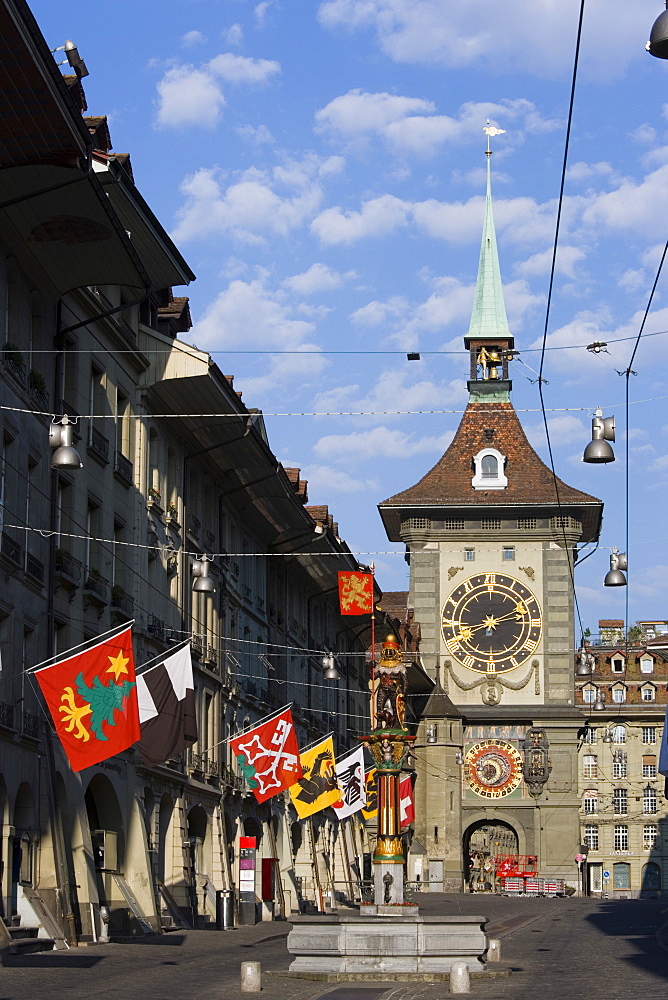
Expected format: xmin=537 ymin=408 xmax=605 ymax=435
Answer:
xmin=450 ymin=961 xmax=470 ymax=994
xmin=487 ymin=937 xmax=501 ymax=962
xmin=240 ymin=961 xmax=262 ymax=993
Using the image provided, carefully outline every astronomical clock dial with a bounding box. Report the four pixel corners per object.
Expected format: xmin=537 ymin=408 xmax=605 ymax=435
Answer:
xmin=441 ymin=572 xmax=541 ymax=674
xmin=465 ymin=740 xmax=523 ymax=798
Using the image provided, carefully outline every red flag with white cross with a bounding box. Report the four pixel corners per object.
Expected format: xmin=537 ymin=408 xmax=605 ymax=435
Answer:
xmin=399 ymin=774 xmax=415 ymax=828
xmin=230 ymin=707 xmax=303 ymax=803
xmin=338 ymin=571 xmax=373 ymax=615
xmin=35 ymin=626 xmax=140 ymax=772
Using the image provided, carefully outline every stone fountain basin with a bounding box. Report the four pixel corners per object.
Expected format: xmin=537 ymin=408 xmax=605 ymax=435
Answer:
xmin=287 ymin=910 xmax=489 ymax=976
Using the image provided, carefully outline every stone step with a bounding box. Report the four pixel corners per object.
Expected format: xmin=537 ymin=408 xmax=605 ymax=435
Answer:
xmin=8 ymin=935 xmax=55 ymax=955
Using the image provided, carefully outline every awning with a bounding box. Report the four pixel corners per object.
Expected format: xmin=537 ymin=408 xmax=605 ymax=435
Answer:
xmin=0 ymin=164 xmax=147 ymax=294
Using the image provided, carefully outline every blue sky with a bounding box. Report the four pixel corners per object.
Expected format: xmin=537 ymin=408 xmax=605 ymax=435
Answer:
xmin=33 ymin=0 xmax=668 ymax=638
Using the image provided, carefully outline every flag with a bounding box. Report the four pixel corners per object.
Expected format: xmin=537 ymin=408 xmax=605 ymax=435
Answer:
xmin=136 ymin=644 xmax=197 ymax=767
xmin=289 ymin=735 xmax=341 ymax=818
xmin=399 ymin=774 xmax=415 ymax=828
xmin=338 ymin=571 xmax=373 ymax=615
xmin=659 ymin=705 xmax=668 ymax=777
xmin=333 ymin=745 xmax=366 ymax=818
xmin=361 ymin=769 xmax=378 ymax=820
xmin=35 ymin=626 xmax=139 ymax=772
xmin=231 ymin=707 xmax=302 ymax=803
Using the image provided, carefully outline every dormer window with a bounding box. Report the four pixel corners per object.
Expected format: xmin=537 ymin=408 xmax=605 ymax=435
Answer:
xmin=611 ymin=655 xmax=625 ymax=674
xmin=640 ymin=655 xmax=654 ymax=675
xmin=472 ymin=448 xmax=507 ymax=491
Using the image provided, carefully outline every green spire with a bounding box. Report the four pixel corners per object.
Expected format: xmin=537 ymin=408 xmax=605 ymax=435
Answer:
xmin=466 ymin=152 xmax=511 ymax=342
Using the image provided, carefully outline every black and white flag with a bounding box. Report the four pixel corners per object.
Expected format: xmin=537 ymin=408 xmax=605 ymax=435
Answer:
xmin=136 ymin=644 xmax=197 ymax=767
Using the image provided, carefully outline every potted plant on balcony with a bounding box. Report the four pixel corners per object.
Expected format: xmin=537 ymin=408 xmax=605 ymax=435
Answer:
xmin=165 ymin=501 xmax=180 ymax=527
xmin=147 ymin=486 xmax=163 ymax=512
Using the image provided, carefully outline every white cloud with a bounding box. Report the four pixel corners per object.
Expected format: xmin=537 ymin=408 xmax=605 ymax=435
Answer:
xmin=191 ymin=276 xmax=317 ymax=352
xmin=172 ymin=158 xmax=329 ymax=243
xmin=312 ymin=368 xmax=467 ymax=425
xmin=315 ymin=90 xmax=436 ymax=137
xmin=515 ymin=246 xmax=586 ymax=279
xmin=208 ymin=53 xmax=280 ymax=84
xmin=314 ymin=425 xmax=454 ymax=463
xmin=583 ymin=163 xmax=668 ymax=239
xmin=155 ymin=52 xmax=280 ymax=130
xmin=283 ymin=263 xmax=357 ymax=295
xmin=223 ymin=24 xmax=244 ymax=46
xmin=311 ymin=194 xmax=410 ymax=244
xmin=315 ymin=92 xmax=559 ymax=159
xmin=182 ymin=30 xmax=207 ymax=47
xmin=630 ymin=124 xmax=657 ymax=144
xmin=234 ymin=123 xmax=275 ymax=144
xmin=302 ymin=465 xmax=380 ymax=494
xmin=255 ymin=1 xmax=273 ymax=27
xmin=317 ymin=0 xmax=655 ymax=81
xmin=525 ymin=414 xmax=588 ymax=450
xmin=566 ymin=161 xmax=616 ymax=184
xmin=155 ymin=66 xmax=226 ymax=129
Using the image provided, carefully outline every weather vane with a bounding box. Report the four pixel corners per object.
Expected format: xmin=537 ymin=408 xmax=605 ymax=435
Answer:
xmin=483 ymin=120 xmax=506 ymax=154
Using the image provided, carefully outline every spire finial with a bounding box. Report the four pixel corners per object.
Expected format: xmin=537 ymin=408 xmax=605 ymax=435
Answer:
xmin=483 ymin=121 xmax=506 ymax=155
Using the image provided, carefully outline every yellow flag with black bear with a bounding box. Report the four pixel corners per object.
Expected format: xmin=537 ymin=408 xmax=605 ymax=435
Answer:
xmin=362 ymin=768 xmax=378 ymax=820
xmin=289 ymin=735 xmax=341 ymax=819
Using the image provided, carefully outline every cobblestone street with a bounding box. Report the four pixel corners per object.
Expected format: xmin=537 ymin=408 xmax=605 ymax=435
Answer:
xmin=2 ymin=895 xmax=667 ymax=1000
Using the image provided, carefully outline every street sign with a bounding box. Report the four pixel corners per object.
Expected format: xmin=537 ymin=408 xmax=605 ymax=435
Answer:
xmin=603 ymin=870 xmax=610 ymax=879
xmin=575 ymin=854 xmax=585 ymax=863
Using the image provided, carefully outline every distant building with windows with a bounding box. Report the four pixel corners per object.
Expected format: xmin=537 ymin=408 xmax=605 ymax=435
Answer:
xmin=576 ymin=633 xmax=667 ymax=898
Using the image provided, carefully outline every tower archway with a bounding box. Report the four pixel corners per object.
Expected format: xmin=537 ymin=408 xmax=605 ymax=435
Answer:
xmin=463 ymin=819 xmax=519 ymax=889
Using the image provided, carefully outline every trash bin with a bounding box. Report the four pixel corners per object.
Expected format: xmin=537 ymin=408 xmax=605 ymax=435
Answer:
xmin=216 ymin=888 xmax=235 ymax=930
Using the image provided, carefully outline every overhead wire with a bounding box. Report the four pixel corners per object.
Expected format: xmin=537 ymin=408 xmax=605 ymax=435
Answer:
xmin=534 ymin=0 xmax=587 ymax=643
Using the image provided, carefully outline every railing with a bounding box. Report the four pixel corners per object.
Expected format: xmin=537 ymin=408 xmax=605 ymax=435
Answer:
xmin=29 ymin=377 xmax=49 ymax=411
xmin=84 ymin=573 xmax=109 ymax=603
xmin=0 ymin=701 xmax=14 ymax=729
xmin=186 ymin=750 xmax=219 ymax=776
xmin=242 ymin=584 xmax=252 ymax=599
xmin=147 ymin=614 xmax=165 ymax=640
xmin=55 ymin=549 xmax=82 ymax=585
xmin=22 ymin=711 xmax=40 ymax=739
xmin=88 ymin=426 xmax=110 ymax=464
xmin=188 ymin=515 xmax=201 ymax=538
xmin=3 ymin=346 xmax=26 ymax=384
xmin=111 ymin=588 xmax=134 ymax=616
xmin=220 ymin=762 xmax=245 ymax=791
xmin=203 ymin=644 xmax=219 ymax=669
xmin=190 ymin=634 xmax=203 ymax=657
xmin=114 ymin=451 xmax=133 ymax=486
xmin=25 ymin=553 xmax=45 ymax=583
xmin=1 ymin=532 xmax=21 ymax=565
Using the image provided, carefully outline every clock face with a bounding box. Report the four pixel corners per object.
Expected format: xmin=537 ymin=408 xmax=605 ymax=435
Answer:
xmin=465 ymin=740 xmax=523 ymax=798
xmin=441 ymin=572 xmax=541 ymax=674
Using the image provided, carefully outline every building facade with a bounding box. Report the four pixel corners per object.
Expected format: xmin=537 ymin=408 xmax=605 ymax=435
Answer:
xmin=379 ymin=148 xmax=605 ymax=893
xmin=576 ymin=627 xmax=668 ymax=898
xmin=0 ymin=0 xmax=382 ymax=943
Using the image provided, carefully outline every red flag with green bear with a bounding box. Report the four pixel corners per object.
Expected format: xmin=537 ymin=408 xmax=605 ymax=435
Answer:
xmin=35 ymin=626 xmax=140 ymax=772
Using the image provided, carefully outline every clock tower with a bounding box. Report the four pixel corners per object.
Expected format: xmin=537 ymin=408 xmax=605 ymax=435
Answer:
xmin=378 ymin=148 xmax=603 ymax=891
